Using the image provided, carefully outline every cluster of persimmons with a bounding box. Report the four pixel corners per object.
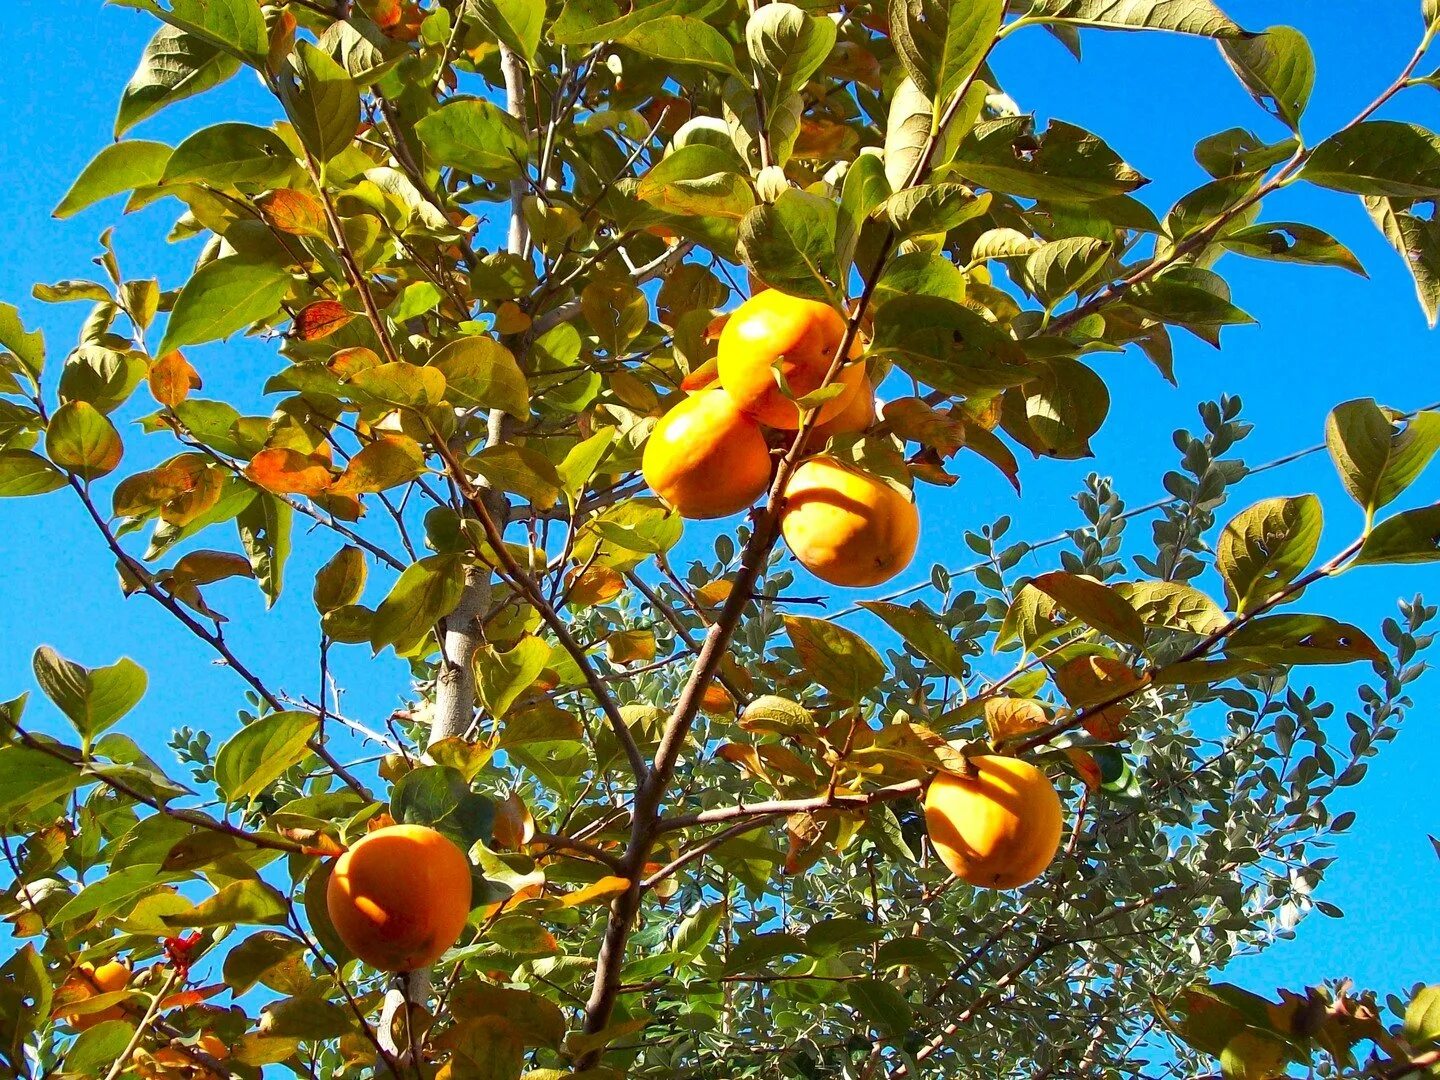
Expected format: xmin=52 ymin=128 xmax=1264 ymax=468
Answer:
xmin=642 ymin=290 xmax=920 ymax=588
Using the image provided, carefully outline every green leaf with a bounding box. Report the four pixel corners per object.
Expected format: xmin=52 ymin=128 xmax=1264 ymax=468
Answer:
xmin=837 ymin=152 xmax=890 ymax=273
xmin=415 ymin=98 xmax=529 ymax=181
xmin=885 ymin=78 xmax=934 ymax=193
xmin=849 ymin=977 xmax=914 ymax=1035
xmin=32 ymin=647 xmax=147 ymax=742
xmin=163 ymin=879 xmax=289 ymax=927
xmin=859 ymin=601 xmax=969 ymax=680
xmin=1027 ymin=0 xmax=1248 ymax=36
xmin=746 ymin=2 xmax=836 ymax=106
xmin=1125 ymin=272 xmax=1257 ymax=329
xmin=1219 ymin=25 xmax=1314 ymax=131
xmin=237 ymin=493 xmax=292 ymax=607
xmin=1031 ymin=570 xmax=1146 ymax=646
xmin=66 ymin=1022 xmax=138 ymax=1076
xmin=0 ymin=450 xmax=66 ymax=497
xmin=0 ymin=744 xmax=83 ymax=820
xmin=1353 ymin=505 xmax=1440 ymax=565
xmin=870 ymin=295 xmax=1029 ymax=396
xmin=999 ymin=357 xmax=1110 ymax=459
xmin=1225 ymin=614 xmax=1384 ymax=666
xmin=159 ymin=255 xmax=291 ymax=354
xmin=880 ymin=183 xmax=992 ymax=240
xmin=1405 ymin=985 xmax=1440 ymax=1049
xmin=283 ymin=41 xmax=359 ymax=164
xmin=53 ymin=142 xmax=172 ymax=219
xmin=1020 ymin=236 xmax=1112 ymax=307
xmin=1114 ymin=581 xmax=1227 ymax=635
xmin=0 ymin=945 xmax=50 ymax=1063
xmin=469 ymin=443 xmax=562 ymax=508
xmin=1219 ymin=222 xmax=1364 ymax=275
xmin=620 ymin=16 xmax=740 ymax=75
xmin=783 ymin=614 xmax=885 ymax=703
xmin=953 ymin=118 xmax=1149 ymax=202
xmin=889 ymin=0 xmax=1003 ymax=110
xmin=162 ymin=122 xmax=295 ymax=186
xmin=673 ymin=903 xmax=725 ymax=961
xmin=214 ymin=711 xmax=318 ymax=802
xmin=116 ymin=25 xmax=240 ymax=137
xmin=737 ymin=190 xmax=842 ymax=302
xmin=391 ymin=765 xmax=494 ymax=849
xmin=1194 ymin=127 xmax=1297 ymax=179
xmin=1219 ymin=1030 xmax=1291 ymax=1080
xmin=111 ymin=0 xmax=268 ymax=66
xmin=465 ymin=0 xmax=545 ymax=65
xmin=557 ymin=428 xmax=616 ymax=503
xmin=348 ymin=362 xmax=447 ymax=408
xmin=1326 ymin=399 xmax=1440 ymax=517
xmin=0 ymin=303 xmax=46 ymax=378
xmin=314 ymin=545 xmax=368 ymax=613
xmin=46 ymin=401 xmax=123 ymax=479
xmin=222 ymin=930 xmax=308 ymax=996
xmin=371 ymin=554 xmax=466 ymax=655
xmin=1216 ymin=495 xmax=1323 ymax=613
xmin=1366 ymin=196 xmax=1440 ymax=327
xmin=1301 ymin=121 xmax=1440 ymax=198
xmin=476 ymin=635 xmax=551 ymax=720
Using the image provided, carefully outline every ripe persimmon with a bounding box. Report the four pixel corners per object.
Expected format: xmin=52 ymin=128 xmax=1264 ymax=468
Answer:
xmin=327 ymin=824 xmax=473 ymax=972
xmin=779 ymin=457 xmax=919 ymax=587
xmin=60 ymin=959 xmax=131 ymax=1030
xmin=924 ymin=756 xmax=1063 ymax=890
xmin=642 ymin=389 xmax=772 ymax=519
xmin=716 ymin=290 xmax=864 ymax=429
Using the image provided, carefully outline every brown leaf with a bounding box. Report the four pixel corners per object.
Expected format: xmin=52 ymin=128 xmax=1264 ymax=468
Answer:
xmin=605 ymin=628 xmax=656 ymax=665
xmin=245 ymin=447 xmax=333 ymax=497
xmin=257 ymin=188 xmax=328 ymax=237
xmin=492 ymin=792 xmax=535 ymax=851
xmin=983 ymin=696 xmax=1049 ymax=742
xmin=494 ymin=300 xmax=531 ymax=334
xmin=1053 ymin=654 xmax=1143 ymax=742
xmin=564 ymin=565 xmax=624 ymax=608
xmin=294 ymin=301 xmax=355 ymax=341
xmin=148 ymin=351 xmax=200 ymax=407
xmin=1065 ymin=747 xmax=1103 ymax=790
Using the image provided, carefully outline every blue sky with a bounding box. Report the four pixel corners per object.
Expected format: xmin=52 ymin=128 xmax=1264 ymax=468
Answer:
xmin=0 ymin=0 xmax=1435 ymax=1016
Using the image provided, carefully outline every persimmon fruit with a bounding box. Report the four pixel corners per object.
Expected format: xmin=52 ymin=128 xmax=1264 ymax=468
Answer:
xmin=327 ymin=824 xmax=473 ymax=971
xmin=716 ymin=290 xmax=864 ymax=429
xmin=924 ymin=756 xmax=1063 ymax=890
xmin=779 ymin=457 xmax=919 ymax=587
xmin=62 ymin=960 xmax=131 ymax=1030
xmin=642 ymin=389 xmax=772 ymax=519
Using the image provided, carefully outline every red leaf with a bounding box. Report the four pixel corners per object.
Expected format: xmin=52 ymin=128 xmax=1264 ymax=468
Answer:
xmin=294 ymin=301 xmax=354 ymax=341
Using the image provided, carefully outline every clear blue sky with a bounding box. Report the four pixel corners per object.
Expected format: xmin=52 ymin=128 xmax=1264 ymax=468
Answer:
xmin=0 ymin=0 xmax=1435 ymax=1007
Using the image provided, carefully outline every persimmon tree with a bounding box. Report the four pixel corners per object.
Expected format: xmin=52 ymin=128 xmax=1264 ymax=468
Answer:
xmin=3 ymin=0 xmax=1440 ymax=1077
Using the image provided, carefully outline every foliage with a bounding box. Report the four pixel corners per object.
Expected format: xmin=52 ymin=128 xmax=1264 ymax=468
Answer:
xmin=1 ymin=1 xmax=1439 ymax=1078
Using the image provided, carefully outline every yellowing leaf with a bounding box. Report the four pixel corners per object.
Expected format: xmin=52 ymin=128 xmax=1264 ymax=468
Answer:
xmin=558 ymin=876 xmax=631 ymax=907
xmin=330 ymin=436 xmax=424 ymax=495
xmin=245 ymin=447 xmax=333 ymax=496
xmin=148 ymin=351 xmax=200 ymax=407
